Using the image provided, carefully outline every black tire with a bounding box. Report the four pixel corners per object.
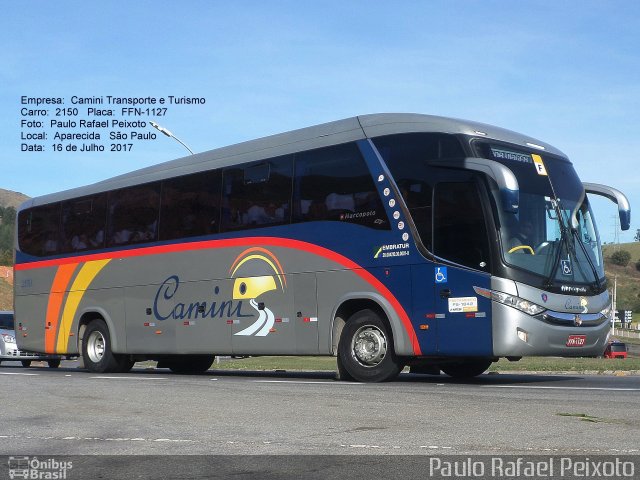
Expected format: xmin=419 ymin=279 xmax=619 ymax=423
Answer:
xmin=21 ymin=360 xmax=31 ymax=368
xmin=441 ymin=359 xmax=492 ymax=378
xmin=47 ymin=359 xmax=61 ymax=368
xmin=337 ymin=309 xmax=403 ymax=382
xmin=167 ymin=355 xmax=215 ymax=374
xmin=335 ymin=352 xmax=355 ymax=381
xmin=82 ymin=319 xmax=129 ymax=373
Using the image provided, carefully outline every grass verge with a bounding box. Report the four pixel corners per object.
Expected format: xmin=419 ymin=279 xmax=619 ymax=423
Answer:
xmin=487 ymin=356 xmax=640 ymax=373
xmin=210 ymin=355 xmax=640 ymax=373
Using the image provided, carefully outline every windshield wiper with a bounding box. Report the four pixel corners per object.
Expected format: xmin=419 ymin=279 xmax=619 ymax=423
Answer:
xmin=570 ymin=227 xmax=602 ymax=292
xmin=542 ymin=198 xmax=601 ymax=292
xmin=542 ymin=198 xmax=573 ymax=290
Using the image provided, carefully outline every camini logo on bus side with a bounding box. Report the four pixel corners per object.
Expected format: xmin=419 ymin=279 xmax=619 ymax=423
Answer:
xmin=152 ymin=247 xmax=287 ymax=337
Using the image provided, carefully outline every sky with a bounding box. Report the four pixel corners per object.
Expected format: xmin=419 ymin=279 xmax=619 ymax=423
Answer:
xmin=1 ymin=1 xmax=638 ymax=243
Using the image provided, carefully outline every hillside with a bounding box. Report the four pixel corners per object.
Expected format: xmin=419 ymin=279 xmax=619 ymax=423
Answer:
xmin=0 ymin=187 xmax=29 ymax=209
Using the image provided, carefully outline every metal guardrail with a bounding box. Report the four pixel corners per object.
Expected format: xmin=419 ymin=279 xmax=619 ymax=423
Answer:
xmin=613 ymin=328 xmax=640 ymax=339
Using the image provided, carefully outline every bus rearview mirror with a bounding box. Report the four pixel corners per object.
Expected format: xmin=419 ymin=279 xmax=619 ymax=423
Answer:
xmin=583 ymin=182 xmax=631 ymax=231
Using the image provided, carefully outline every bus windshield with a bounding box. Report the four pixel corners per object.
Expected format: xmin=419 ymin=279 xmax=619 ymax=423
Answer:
xmin=476 ymin=142 xmax=604 ymax=287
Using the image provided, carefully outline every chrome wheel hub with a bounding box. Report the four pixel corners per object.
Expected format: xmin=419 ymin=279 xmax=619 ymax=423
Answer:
xmin=86 ymin=330 xmax=106 ymax=363
xmin=351 ymin=326 xmax=387 ymax=367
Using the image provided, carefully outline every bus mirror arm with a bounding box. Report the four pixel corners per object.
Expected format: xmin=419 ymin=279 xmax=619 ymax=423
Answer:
xmin=583 ymin=182 xmax=631 ymax=231
xmin=430 ymin=157 xmax=519 ymax=214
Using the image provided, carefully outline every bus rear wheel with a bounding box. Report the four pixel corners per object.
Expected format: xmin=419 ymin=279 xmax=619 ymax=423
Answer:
xmin=82 ymin=319 xmax=130 ymax=373
xmin=441 ymin=359 xmax=492 ymax=378
xmin=337 ymin=309 xmax=403 ymax=382
xmin=47 ymin=359 xmax=61 ymax=368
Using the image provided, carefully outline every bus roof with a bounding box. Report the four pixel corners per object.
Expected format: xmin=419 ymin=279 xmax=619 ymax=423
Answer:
xmin=20 ymin=113 xmax=567 ymax=209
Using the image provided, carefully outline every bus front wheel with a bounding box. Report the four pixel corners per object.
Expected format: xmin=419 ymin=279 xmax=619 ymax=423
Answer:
xmin=337 ymin=309 xmax=403 ymax=382
xmin=82 ymin=319 xmax=130 ymax=373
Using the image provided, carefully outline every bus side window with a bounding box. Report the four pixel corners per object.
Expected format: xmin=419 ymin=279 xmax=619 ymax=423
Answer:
xmin=293 ymin=143 xmax=389 ymax=229
xmin=107 ymin=183 xmax=161 ymax=247
xmin=373 ymin=133 xmax=465 ymax=251
xmin=220 ymin=155 xmax=293 ymax=232
xmin=18 ymin=203 xmax=62 ymax=257
xmin=160 ymin=169 xmax=221 ymax=241
xmin=61 ymin=193 xmax=107 ymax=252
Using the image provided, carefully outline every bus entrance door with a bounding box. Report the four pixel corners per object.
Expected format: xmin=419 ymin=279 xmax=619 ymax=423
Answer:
xmin=433 ymin=264 xmax=492 ymax=356
xmin=431 ymin=178 xmax=494 ymax=356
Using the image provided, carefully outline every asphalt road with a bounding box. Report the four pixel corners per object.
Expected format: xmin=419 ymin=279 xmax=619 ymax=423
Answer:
xmin=1 ymin=361 xmax=639 ymax=458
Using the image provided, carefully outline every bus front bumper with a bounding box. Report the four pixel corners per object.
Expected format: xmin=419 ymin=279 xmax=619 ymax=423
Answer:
xmin=492 ymin=303 xmax=610 ymax=357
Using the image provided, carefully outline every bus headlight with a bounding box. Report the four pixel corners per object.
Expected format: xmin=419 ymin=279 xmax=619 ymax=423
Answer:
xmin=491 ymin=291 xmax=546 ymax=316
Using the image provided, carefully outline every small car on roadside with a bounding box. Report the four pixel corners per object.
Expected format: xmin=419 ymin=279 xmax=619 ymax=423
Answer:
xmin=0 ymin=310 xmax=62 ymax=368
xmin=603 ymin=341 xmax=628 ymax=359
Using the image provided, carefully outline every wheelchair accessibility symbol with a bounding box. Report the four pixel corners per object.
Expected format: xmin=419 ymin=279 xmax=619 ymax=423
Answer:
xmin=561 ymin=259 xmax=573 ymax=276
xmin=435 ymin=267 xmax=448 ymax=284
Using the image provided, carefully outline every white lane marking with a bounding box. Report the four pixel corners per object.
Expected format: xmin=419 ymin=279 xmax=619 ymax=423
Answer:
xmin=0 ymin=434 xmax=194 ymax=443
xmin=0 ymin=372 xmax=39 ymax=376
xmin=89 ymin=376 xmax=168 ymax=380
xmin=484 ymin=385 xmax=640 ymax=392
xmin=253 ymin=380 xmax=362 ymax=385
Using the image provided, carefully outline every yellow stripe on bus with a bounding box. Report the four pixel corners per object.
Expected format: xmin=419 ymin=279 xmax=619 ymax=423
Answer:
xmin=56 ymin=259 xmax=111 ymax=353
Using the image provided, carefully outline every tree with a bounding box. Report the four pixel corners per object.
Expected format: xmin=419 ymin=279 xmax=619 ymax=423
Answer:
xmin=0 ymin=206 xmax=16 ymax=266
xmin=0 ymin=250 xmax=11 ymax=266
xmin=0 ymin=206 xmax=16 ymax=226
xmin=635 ymin=229 xmax=640 ymax=242
xmin=611 ymin=250 xmax=631 ymax=267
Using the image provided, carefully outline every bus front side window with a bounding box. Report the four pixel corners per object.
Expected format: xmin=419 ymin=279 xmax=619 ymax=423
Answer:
xmin=433 ymin=181 xmax=491 ymax=271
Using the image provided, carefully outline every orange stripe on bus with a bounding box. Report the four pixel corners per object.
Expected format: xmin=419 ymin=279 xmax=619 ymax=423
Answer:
xmin=44 ymin=263 xmax=78 ymax=353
